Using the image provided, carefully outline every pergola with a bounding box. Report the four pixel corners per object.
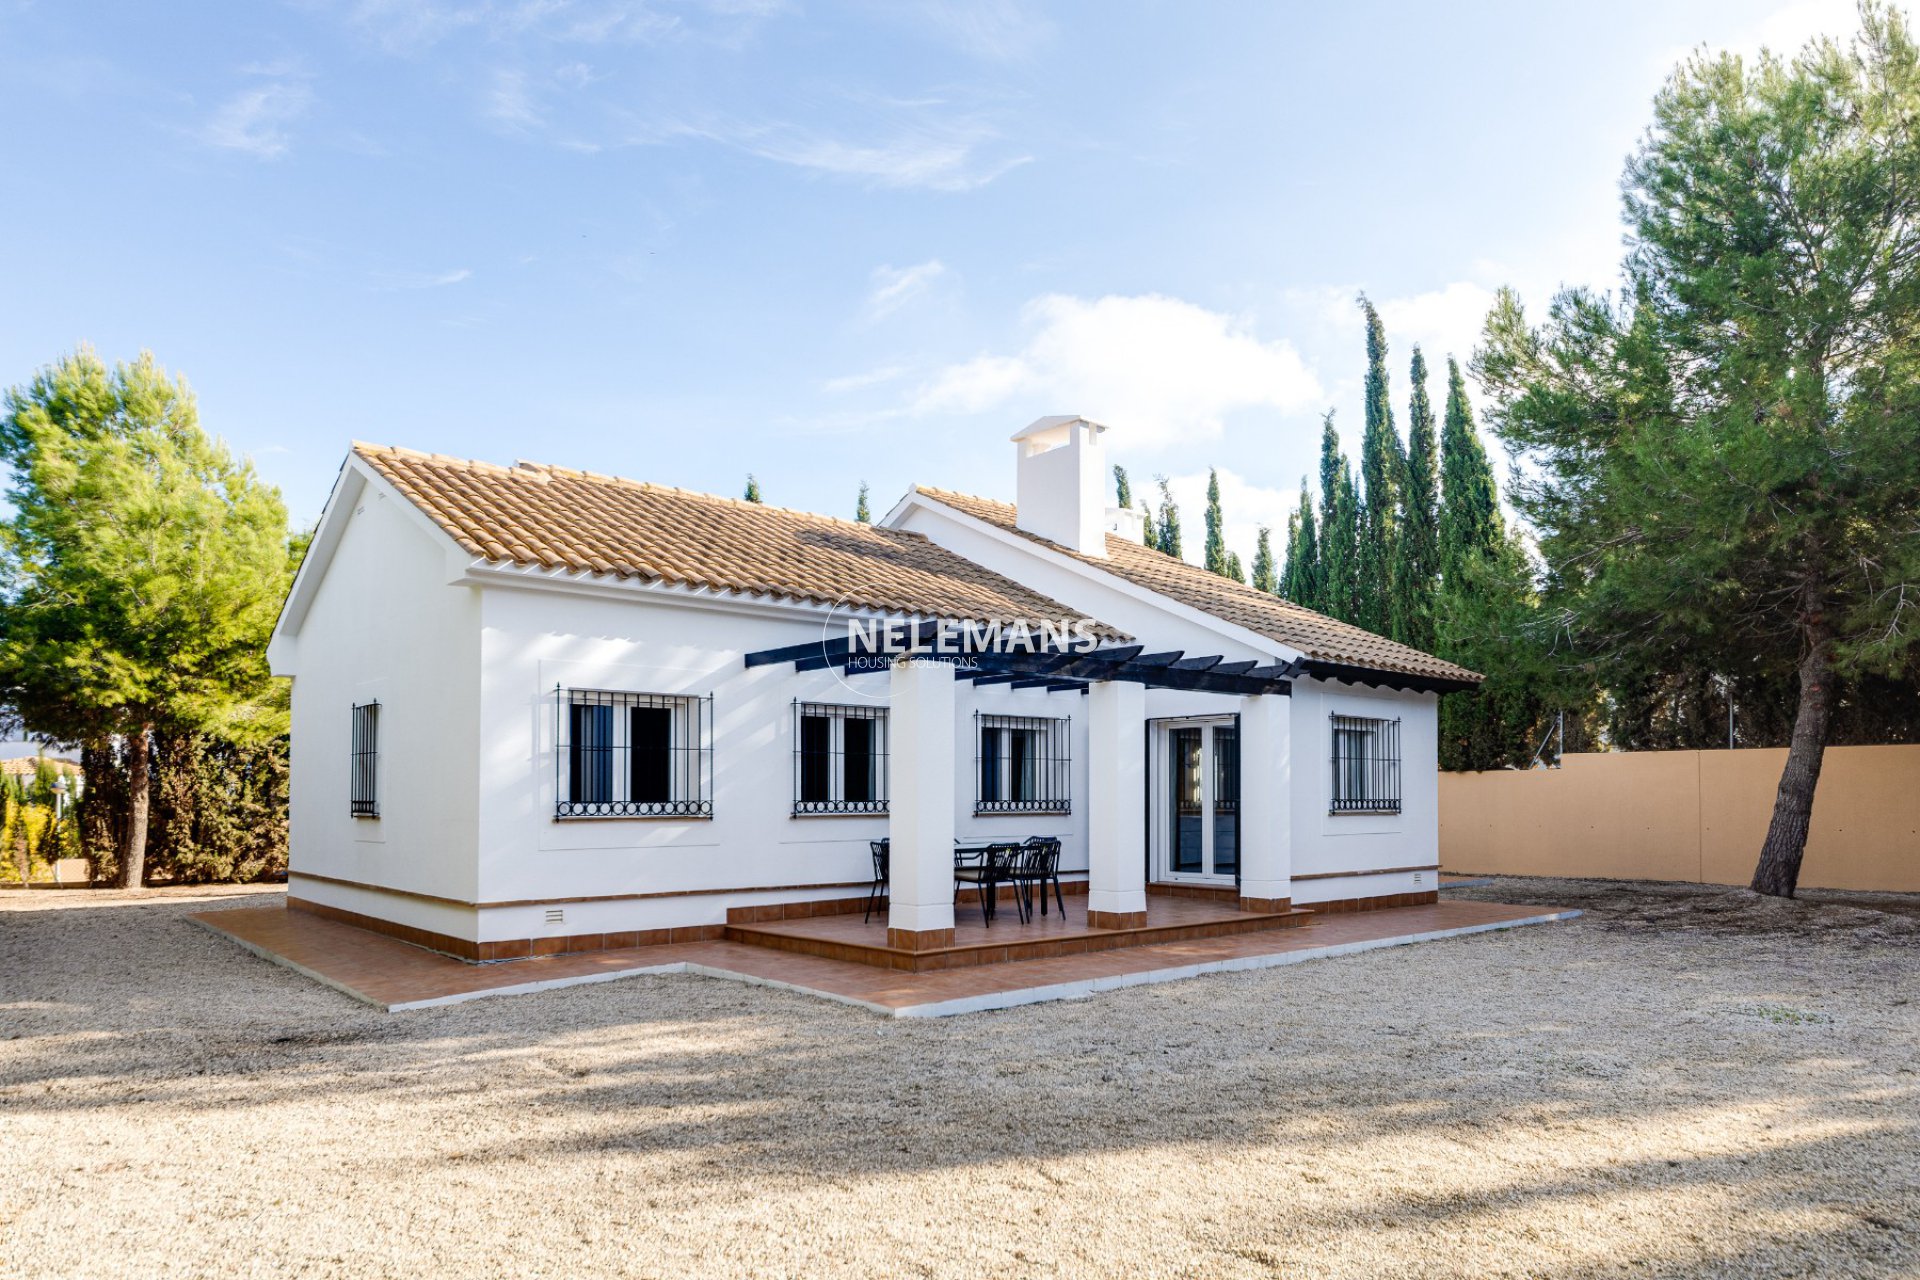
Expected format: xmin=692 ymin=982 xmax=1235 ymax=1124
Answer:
xmin=745 ymin=623 xmax=1302 ymax=947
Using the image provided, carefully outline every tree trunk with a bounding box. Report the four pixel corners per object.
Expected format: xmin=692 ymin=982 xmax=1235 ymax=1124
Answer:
xmin=1750 ymin=616 xmax=1836 ymax=898
xmin=121 ymin=726 xmax=152 ymax=890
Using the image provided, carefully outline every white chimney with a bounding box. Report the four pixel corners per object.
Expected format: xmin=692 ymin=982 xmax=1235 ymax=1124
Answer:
xmin=1012 ymin=415 xmax=1112 ymax=557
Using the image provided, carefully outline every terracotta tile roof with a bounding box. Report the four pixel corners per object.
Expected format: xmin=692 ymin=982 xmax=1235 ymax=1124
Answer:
xmin=353 ymin=444 xmax=1118 ymax=631
xmin=0 ymin=756 xmax=80 ymax=777
xmin=915 ymin=487 xmax=1482 ymax=685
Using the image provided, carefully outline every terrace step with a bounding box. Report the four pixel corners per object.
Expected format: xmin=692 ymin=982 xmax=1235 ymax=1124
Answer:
xmin=723 ymin=901 xmax=1314 ymax=973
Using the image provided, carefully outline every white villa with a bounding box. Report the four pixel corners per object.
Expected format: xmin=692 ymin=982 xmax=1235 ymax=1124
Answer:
xmin=267 ymin=417 xmax=1479 ymax=968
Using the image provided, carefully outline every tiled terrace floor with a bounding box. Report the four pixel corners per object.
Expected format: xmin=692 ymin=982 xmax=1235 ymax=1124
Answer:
xmin=192 ymin=896 xmax=1579 ymax=1017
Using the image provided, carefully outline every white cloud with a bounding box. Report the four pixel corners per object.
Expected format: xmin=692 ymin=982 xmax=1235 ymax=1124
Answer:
xmin=202 ymin=77 xmax=313 ymax=158
xmin=372 ymin=266 xmax=474 ymax=290
xmin=1715 ymin=0 xmax=1860 ymax=64
xmin=728 ymin=123 xmax=1030 ymax=191
xmin=1752 ymin=0 xmax=1860 ymax=57
xmin=913 ymin=293 xmax=1322 ymax=448
xmin=335 ymin=0 xmax=787 ymax=53
xmin=486 ymin=69 xmax=541 ymax=130
xmin=821 ymin=365 xmax=906 ymax=394
xmin=865 ymin=260 xmax=946 ymax=319
xmin=914 ymin=0 xmax=1054 ymax=61
xmin=602 ymin=112 xmax=1027 ymax=191
xmin=1161 ymin=468 xmax=1299 ymax=570
xmin=1646 ymin=0 xmax=1860 ymax=83
xmin=1289 ymin=280 xmax=1509 ymax=398
xmin=1374 ymin=281 xmax=1499 ymax=372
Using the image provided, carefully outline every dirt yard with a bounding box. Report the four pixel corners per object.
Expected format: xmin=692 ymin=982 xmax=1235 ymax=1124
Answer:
xmin=3 ymin=879 xmax=1916 ymax=1279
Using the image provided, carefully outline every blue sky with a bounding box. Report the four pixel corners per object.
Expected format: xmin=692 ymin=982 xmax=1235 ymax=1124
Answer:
xmin=0 ymin=0 xmax=1864 ymax=565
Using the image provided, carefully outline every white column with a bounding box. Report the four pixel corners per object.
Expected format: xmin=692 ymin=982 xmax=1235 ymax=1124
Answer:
xmin=1238 ymin=693 xmax=1292 ymax=909
xmin=887 ymin=656 xmax=956 ymax=944
xmin=1087 ymin=679 xmax=1147 ymax=928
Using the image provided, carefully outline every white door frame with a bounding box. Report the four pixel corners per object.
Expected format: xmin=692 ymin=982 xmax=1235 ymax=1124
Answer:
xmin=1147 ymin=714 xmax=1237 ymax=886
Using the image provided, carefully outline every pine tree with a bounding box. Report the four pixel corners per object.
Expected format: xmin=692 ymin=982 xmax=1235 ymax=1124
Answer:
xmin=0 ymin=348 xmax=295 ymax=887
xmin=1154 ymin=476 xmax=1182 ymax=559
xmin=1392 ymin=345 xmax=1441 ymax=648
xmin=1316 ymin=413 xmax=1360 ymax=622
xmin=1203 ymin=468 xmax=1231 ymax=576
xmin=1355 ymin=295 xmax=1403 ymax=634
xmin=855 ymin=481 xmax=870 ymax=523
xmin=743 ymin=475 xmax=763 ymax=503
xmin=1438 ymin=356 xmax=1502 ymax=572
xmin=1251 ymin=526 xmax=1277 ymax=594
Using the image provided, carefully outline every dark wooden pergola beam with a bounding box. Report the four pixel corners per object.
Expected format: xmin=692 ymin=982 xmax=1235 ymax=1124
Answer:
xmin=745 ymin=636 xmax=1301 ymax=697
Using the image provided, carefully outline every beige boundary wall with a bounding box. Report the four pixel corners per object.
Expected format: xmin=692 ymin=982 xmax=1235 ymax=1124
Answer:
xmin=1440 ymin=745 xmax=1920 ymax=893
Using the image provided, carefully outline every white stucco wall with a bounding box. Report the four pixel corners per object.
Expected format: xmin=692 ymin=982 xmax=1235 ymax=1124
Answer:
xmin=891 ymin=495 xmax=1441 ymax=906
xmin=1287 ymin=678 xmax=1439 ymax=904
xmin=275 ymin=481 xmax=482 ymax=933
xmin=469 ymin=583 xmax=1090 ymax=942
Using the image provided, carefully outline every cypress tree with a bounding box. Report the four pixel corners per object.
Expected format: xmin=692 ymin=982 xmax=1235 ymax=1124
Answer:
xmin=1251 ymin=526 xmax=1277 ymax=594
xmin=855 ymin=481 xmax=871 ymax=523
xmin=1224 ymin=550 xmax=1245 ymax=583
xmin=1203 ymin=468 xmax=1230 ymax=576
xmin=744 ymin=475 xmax=763 ymax=503
xmin=1433 ymin=353 xmax=1543 ymax=772
xmin=1392 ymin=345 xmax=1441 ymax=648
xmin=1114 ymin=465 xmax=1154 ymax=544
xmin=1316 ymin=412 xmax=1360 ymax=623
xmin=1154 ymin=476 xmax=1182 ymax=559
xmin=1355 ymin=295 xmax=1403 ymax=634
xmin=1438 ymin=356 xmax=1502 ymax=572
xmin=1280 ymin=476 xmax=1321 ymax=606
xmin=1281 ymin=508 xmax=1304 ymax=602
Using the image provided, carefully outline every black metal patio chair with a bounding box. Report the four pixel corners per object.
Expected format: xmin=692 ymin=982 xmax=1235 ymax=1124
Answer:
xmin=1011 ymin=836 xmax=1067 ymax=920
xmin=864 ymin=839 xmax=889 ymax=924
xmin=953 ymin=842 xmax=1020 ymax=927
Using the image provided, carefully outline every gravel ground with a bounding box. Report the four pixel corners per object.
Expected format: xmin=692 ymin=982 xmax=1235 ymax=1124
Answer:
xmin=3 ymin=881 xmax=1916 ymax=1279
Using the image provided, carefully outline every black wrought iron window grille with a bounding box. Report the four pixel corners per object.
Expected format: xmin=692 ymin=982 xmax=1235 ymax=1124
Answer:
xmin=975 ymin=712 xmax=1071 ymax=814
xmin=350 ymin=701 xmax=380 ymax=818
xmin=792 ymin=701 xmax=889 ymax=815
xmin=555 ymin=687 xmax=713 ymax=819
xmin=1329 ymin=713 xmax=1401 ymax=814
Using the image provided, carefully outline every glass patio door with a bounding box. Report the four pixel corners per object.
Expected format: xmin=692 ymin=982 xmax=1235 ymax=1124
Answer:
xmin=1159 ymin=719 xmax=1238 ymax=883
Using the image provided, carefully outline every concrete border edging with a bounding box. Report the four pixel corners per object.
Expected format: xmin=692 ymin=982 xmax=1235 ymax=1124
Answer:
xmin=882 ymin=909 xmax=1584 ymax=1018
xmin=194 ymin=906 xmax=1582 ymax=1018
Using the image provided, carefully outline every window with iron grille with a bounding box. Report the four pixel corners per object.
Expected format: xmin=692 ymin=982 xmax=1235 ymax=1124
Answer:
xmin=792 ymin=702 xmax=888 ymax=815
xmin=1329 ymin=713 xmax=1401 ymax=814
xmin=555 ymin=688 xmax=712 ymax=818
xmin=975 ymin=712 xmax=1071 ymax=814
xmin=349 ymin=701 xmax=380 ymax=818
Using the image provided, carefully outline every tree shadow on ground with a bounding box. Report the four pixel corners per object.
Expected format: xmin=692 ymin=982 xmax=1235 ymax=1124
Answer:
xmin=4 ymin=890 xmax=1918 ymax=1276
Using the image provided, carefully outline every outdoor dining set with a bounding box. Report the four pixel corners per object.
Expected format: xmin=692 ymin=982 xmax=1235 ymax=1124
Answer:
xmin=863 ymin=836 xmax=1066 ymax=927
